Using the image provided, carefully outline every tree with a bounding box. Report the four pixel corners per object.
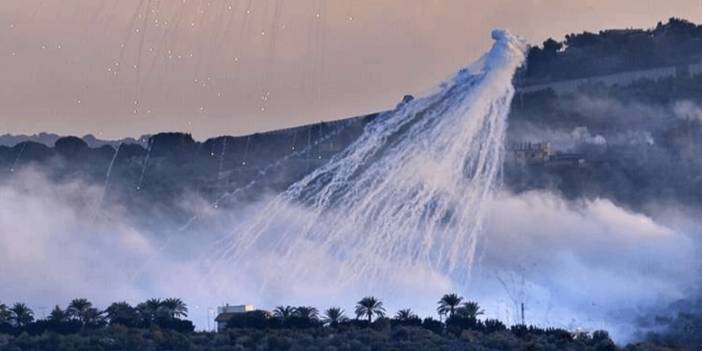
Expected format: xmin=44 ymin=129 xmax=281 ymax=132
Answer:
xmin=67 ymin=298 xmax=94 ymax=325
xmin=0 ymin=303 xmax=12 ymax=324
xmin=10 ymin=303 xmax=34 ymax=327
xmin=225 ymin=310 xmax=271 ymax=330
xmin=136 ymin=298 xmax=162 ymax=325
xmin=393 ymin=308 xmax=421 ymax=327
xmin=161 ymin=298 xmax=188 ymax=319
xmin=455 ymin=301 xmax=484 ymax=320
xmin=421 ymin=317 xmax=444 ymax=334
xmin=105 ymin=302 xmax=140 ymax=327
xmin=394 ymin=309 xmax=418 ymax=321
xmin=293 ymin=306 xmax=319 ymax=321
xmin=437 ymin=293 xmax=463 ymax=318
xmin=290 ymin=306 xmax=320 ymax=328
xmin=355 ymin=296 xmax=385 ymax=323
xmin=273 ymin=305 xmax=295 ymax=322
xmin=542 ymin=38 xmax=563 ymax=55
xmin=322 ymin=307 xmax=347 ymax=327
xmin=81 ymin=307 xmax=105 ymax=327
xmin=483 ymin=319 xmax=507 ymax=333
xmin=48 ymin=305 xmax=68 ymax=323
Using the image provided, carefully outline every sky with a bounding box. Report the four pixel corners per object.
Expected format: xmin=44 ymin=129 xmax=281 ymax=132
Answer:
xmin=1 ymin=0 xmax=702 ymax=140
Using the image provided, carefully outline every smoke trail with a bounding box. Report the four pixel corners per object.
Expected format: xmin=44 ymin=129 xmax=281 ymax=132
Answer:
xmin=9 ymin=142 xmax=28 ymax=173
xmin=136 ymin=138 xmax=153 ymax=191
xmin=212 ymin=30 xmax=527 ymax=291
xmin=101 ymin=142 xmax=122 ymax=205
xmin=217 ymin=138 xmax=228 ymax=181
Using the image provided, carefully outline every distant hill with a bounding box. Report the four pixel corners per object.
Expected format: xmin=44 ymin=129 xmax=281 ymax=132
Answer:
xmin=3 ymin=19 xmax=702 ymax=229
xmin=0 ymin=132 xmax=147 ymax=148
xmin=0 ymin=112 xmax=380 ymax=231
xmin=517 ymin=18 xmax=702 ymax=85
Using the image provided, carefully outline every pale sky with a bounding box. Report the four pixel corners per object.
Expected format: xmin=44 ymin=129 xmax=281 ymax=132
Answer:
xmin=1 ymin=0 xmax=701 ymax=140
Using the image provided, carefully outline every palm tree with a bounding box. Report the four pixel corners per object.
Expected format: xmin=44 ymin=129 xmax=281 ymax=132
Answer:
xmin=82 ymin=307 xmax=105 ymax=327
xmin=394 ymin=309 xmax=418 ymax=321
xmin=48 ymin=305 xmax=68 ymax=323
xmin=323 ymin=307 xmax=347 ymax=326
xmin=10 ymin=303 xmax=34 ymax=327
xmin=294 ymin=306 xmax=319 ymax=321
xmin=0 ymin=303 xmax=12 ymax=324
xmin=161 ymin=298 xmax=188 ymax=319
xmin=105 ymin=302 xmax=140 ymax=326
xmin=273 ymin=306 xmax=295 ymax=322
xmin=437 ymin=293 xmax=463 ymax=318
xmin=67 ymin=298 xmax=93 ymax=324
xmin=136 ymin=298 xmax=162 ymax=324
xmin=354 ymin=296 xmax=385 ymax=323
xmin=455 ymin=301 xmax=484 ymax=319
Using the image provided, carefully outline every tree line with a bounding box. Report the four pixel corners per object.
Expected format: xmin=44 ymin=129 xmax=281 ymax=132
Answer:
xmin=0 ymin=297 xmax=194 ymax=335
xmin=2 ymin=293 xmax=696 ymax=350
xmin=519 ymin=18 xmax=702 ymax=84
xmin=221 ymin=293 xmax=606 ymax=344
xmin=0 ymin=293 xmax=589 ymax=338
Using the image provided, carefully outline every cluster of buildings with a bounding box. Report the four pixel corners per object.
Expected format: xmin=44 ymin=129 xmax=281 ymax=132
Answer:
xmin=507 ymin=142 xmax=587 ymax=167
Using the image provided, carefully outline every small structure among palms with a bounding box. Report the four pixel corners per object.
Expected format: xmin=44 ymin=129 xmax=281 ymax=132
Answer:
xmin=354 ymin=296 xmax=386 ymax=323
xmin=437 ymin=293 xmax=463 ymax=318
xmin=214 ymin=304 xmax=256 ymax=331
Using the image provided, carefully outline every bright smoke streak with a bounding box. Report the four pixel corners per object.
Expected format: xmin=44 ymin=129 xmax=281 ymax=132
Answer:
xmin=211 ymin=30 xmax=527 ymax=291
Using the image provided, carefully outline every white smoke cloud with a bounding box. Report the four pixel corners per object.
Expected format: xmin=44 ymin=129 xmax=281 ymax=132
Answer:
xmin=0 ymin=169 xmax=234 ymax=326
xmin=0 ymin=169 xmax=699 ymax=341
xmin=673 ymin=100 xmax=702 ymax=122
xmin=571 ymin=126 xmax=607 ymax=145
xmin=471 ymin=191 xmax=699 ymax=340
xmin=0 ymin=169 xmax=451 ymax=328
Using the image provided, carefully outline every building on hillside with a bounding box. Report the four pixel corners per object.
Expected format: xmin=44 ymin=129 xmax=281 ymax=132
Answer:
xmin=509 ymin=142 xmax=553 ymax=164
xmin=214 ymin=304 xmax=255 ymax=332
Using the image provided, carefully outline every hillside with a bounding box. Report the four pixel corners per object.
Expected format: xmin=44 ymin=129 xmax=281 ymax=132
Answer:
xmin=2 ymin=19 xmax=702 ymax=228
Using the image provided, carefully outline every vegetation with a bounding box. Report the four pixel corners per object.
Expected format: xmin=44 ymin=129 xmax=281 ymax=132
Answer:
xmin=437 ymin=293 xmax=463 ymax=318
xmin=0 ymin=294 xmax=697 ymax=350
xmin=506 ymin=70 xmax=702 ymax=213
xmin=354 ymin=296 xmax=386 ymax=323
xmin=520 ymin=18 xmax=702 ymax=84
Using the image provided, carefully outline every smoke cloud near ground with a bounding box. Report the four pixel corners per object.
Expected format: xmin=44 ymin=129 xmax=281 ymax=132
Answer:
xmin=475 ymin=191 xmax=700 ymax=340
xmin=1 ymin=168 xmax=700 ymax=342
xmin=508 ymin=95 xmax=702 ymax=152
xmin=0 ymin=169 xmax=228 ymax=327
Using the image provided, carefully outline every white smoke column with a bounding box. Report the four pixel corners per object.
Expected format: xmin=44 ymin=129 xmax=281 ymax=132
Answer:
xmin=213 ymin=30 xmax=526 ymax=292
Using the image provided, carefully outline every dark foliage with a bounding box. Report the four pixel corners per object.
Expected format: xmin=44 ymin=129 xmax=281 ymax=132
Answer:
xmin=0 ymin=295 xmax=698 ymax=350
xmin=520 ymin=18 xmax=702 ymax=84
xmin=507 ymin=73 xmax=702 ymax=214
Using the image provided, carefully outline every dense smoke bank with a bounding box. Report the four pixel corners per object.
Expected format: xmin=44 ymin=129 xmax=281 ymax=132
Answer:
xmin=2 ymin=169 xmax=699 ymax=341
